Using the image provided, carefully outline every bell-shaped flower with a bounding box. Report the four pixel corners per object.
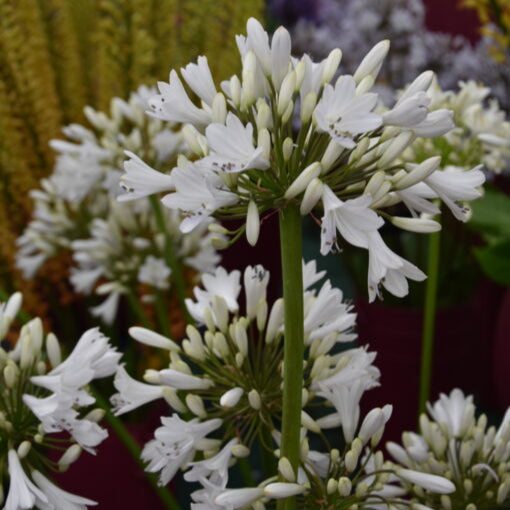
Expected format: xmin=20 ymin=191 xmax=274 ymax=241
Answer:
xmin=142 ymin=416 xmax=222 ymax=485
xmin=244 ymin=265 xmax=270 ymax=320
xmin=315 ymin=75 xmax=381 ymax=148
xmin=111 ymin=365 xmax=165 ymax=415
xmin=4 ymin=450 xmax=48 ymax=510
xmin=161 ymin=159 xmax=238 ymax=233
xmin=118 ymin=151 xmax=174 ymax=202
xmin=200 ymin=113 xmax=270 ymax=173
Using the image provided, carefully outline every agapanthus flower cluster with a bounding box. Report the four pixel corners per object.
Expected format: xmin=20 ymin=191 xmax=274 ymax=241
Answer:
xmin=16 ymin=85 xmax=221 ymax=322
xmin=387 ymin=388 xmax=510 ymax=510
xmin=121 ymin=17 xmax=485 ymax=302
xmin=402 ymin=79 xmax=510 ymax=174
xmin=109 ymin=260 xmax=456 ymax=508
xmin=0 ymin=292 xmax=121 ymax=509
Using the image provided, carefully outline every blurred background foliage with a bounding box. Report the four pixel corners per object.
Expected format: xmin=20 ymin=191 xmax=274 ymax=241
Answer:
xmin=0 ymin=0 xmax=264 ymax=318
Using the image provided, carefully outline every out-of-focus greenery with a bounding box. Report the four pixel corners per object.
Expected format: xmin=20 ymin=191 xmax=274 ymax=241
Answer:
xmin=0 ymin=0 xmax=264 ymax=316
xmin=470 ymin=185 xmax=510 ymax=286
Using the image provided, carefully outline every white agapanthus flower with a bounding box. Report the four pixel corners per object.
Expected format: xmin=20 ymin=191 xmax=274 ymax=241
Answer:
xmin=387 ymin=388 xmax=510 ymax=509
xmin=119 ymin=17 xmax=485 ymax=301
xmin=0 ymin=293 xmax=119 ymax=509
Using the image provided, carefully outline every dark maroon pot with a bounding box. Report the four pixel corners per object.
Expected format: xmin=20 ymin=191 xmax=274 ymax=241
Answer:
xmin=356 ymin=279 xmax=503 ymax=441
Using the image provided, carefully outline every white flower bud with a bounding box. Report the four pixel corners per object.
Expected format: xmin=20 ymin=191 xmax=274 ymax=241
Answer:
xmin=395 ymin=156 xmax=441 ymax=190
xmin=301 ymin=388 xmax=309 ymax=406
xmin=129 ymin=327 xmax=180 ymax=352
xmin=390 ymin=216 xmax=441 ymax=233
xmin=397 ymin=469 xmax=456 ymax=494
xmin=248 ymin=389 xmax=261 ymax=410
xmin=5 ymin=292 xmax=22 ymax=322
xmin=278 ymin=71 xmax=296 ymax=116
xmin=320 ymin=139 xmax=344 ymax=172
xmin=58 ymin=445 xmax=82 ymax=471
xmin=321 ymin=48 xmax=342 ymax=84
xmin=364 ymin=171 xmax=386 ymax=198
xmin=282 ymin=137 xmax=294 ymax=162
xmin=162 ymin=387 xmax=187 ymax=413
xmin=220 ymin=387 xmax=244 ymax=408
xmin=256 ymin=102 xmax=272 ymax=131
xmin=345 ymin=450 xmax=359 ymax=472
xmin=235 ymin=352 xmax=244 ymax=367
xmin=231 ymin=444 xmax=250 ymax=458
xmin=212 ymin=296 xmax=229 ymax=332
xmin=265 ymin=299 xmax=284 ymax=344
xmin=211 ymin=236 xmax=229 ymax=250
xmin=300 ymin=178 xmax=324 ymax=215
xmin=256 ymin=299 xmax=268 ymax=331
xmin=355 ymin=482 xmax=368 ymax=498
xmin=294 ymin=59 xmax=306 ymax=90
xmin=17 ymin=441 xmax=31 ymax=459
xmin=440 ymin=494 xmax=452 ymax=510
xmin=353 ymin=40 xmax=390 ymax=83
xmin=45 ymin=332 xmax=61 ymax=368
xmin=398 ymin=71 xmax=434 ymax=105
xmin=230 ymin=75 xmax=242 ymax=107
xmin=245 ymin=200 xmax=261 ymax=247
xmin=321 ymin=479 xmax=336 ymax=496
xmin=258 ymin=127 xmax=271 ymax=161
xmin=356 ymin=75 xmax=375 ymax=95
xmin=182 ymin=124 xmax=208 ymax=156
xmin=20 ymin=336 xmax=33 ymax=370
xmin=212 ymin=331 xmax=229 ymax=358
xmin=300 ymin=438 xmax=309 ymax=461
xmin=264 ymin=483 xmax=304 ymax=499
xmin=285 ymin=162 xmax=322 ymax=199
xmin=215 ymin=488 xmax=264 ymax=508
xmin=3 ymin=363 xmax=17 ymax=388
xmin=377 ymin=131 xmax=415 ymax=167
xmin=338 ymin=477 xmax=352 ymax=496
xmin=212 ymin=93 xmax=227 ymax=124
xmin=281 ymin=100 xmax=295 ymax=124
xmin=186 ymin=394 xmax=206 ymax=418
xmin=83 ymin=408 xmax=106 ymax=423
xmin=300 ymin=91 xmax=317 ymax=124
xmin=278 ymin=457 xmax=296 ymax=482
xmin=301 ymin=411 xmax=321 ymax=433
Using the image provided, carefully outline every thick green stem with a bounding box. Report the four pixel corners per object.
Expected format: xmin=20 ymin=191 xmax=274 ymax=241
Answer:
xmin=278 ymin=204 xmax=304 ymax=510
xmin=92 ymin=388 xmax=182 ymax=510
xmin=418 ymin=228 xmax=441 ymax=416
xmin=149 ymin=196 xmax=193 ymax=325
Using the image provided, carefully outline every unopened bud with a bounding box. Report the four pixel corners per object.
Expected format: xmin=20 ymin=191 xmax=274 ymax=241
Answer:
xmin=232 ymin=444 xmax=250 ymax=458
xmin=59 ymin=445 xmax=82 ymax=471
xmin=186 ymin=394 xmax=206 ymax=418
xmin=300 ymin=92 xmax=317 ymax=124
xmin=246 ymin=201 xmax=260 ymax=247
xmin=338 ymin=476 xmax=352 ymax=496
xmin=248 ymin=389 xmax=261 ymax=410
xmin=321 ymin=49 xmax=342 ymax=84
xmin=17 ymin=441 xmax=31 ymax=459
xmin=278 ymin=457 xmax=296 ymax=482
xmin=220 ymin=387 xmax=244 ymax=408
xmin=300 ymin=178 xmax=323 ymax=215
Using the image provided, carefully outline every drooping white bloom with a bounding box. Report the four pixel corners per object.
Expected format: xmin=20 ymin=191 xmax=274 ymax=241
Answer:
xmin=4 ymin=450 xmax=48 ymax=510
xmin=118 ymin=151 xmax=174 ymax=202
xmin=320 ymin=186 xmax=383 ymax=255
xmin=32 ymin=470 xmax=97 ymax=510
xmin=214 ymin=488 xmax=265 ymax=509
xmin=315 ymin=75 xmax=382 ymax=148
xmin=142 ymin=416 xmax=222 ymax=485
xmin=184 ymin=438 xmax=239 ymax=486
xmin=111 ymin=365 xmax=165 ymax=415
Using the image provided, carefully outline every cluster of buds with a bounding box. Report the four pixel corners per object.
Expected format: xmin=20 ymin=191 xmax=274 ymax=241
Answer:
xmin=387 ymin=388 xmax=510 ymax=510
xmin=120 ymin=17 xmax=485 ymax=302
xmin=0 ymin=293 xmax=121 ymax=509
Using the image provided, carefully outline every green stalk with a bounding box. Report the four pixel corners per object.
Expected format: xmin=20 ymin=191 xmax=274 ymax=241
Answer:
xmin=149 ymin=196 xmax=193 ymax=324
xmin=278 ymin=203 xmax=304 ymax=510
xmin=155 ymin=289 xmax=171 ymax=337
xmin=418 ymin=227 xmax=441 ymax=416
xmin=125 ymin=291 xmax=152 ymax=328
xmin=92 ymin=388 xmax=182 ymax=510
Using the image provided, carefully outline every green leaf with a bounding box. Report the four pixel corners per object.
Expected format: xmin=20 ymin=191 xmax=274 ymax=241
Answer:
xmin=470 ymin=186 xmax=510 ymax=241
xmin=474 ymin=240 xmax=510 ymax=286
